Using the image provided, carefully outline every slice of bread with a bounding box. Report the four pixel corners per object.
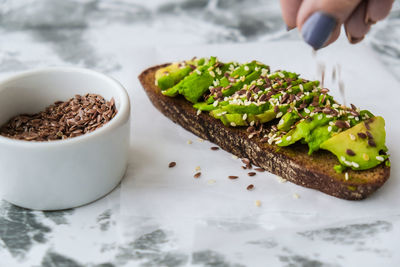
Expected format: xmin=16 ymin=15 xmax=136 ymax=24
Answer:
xmin=139 ymin=64 xmax=390 ymax=200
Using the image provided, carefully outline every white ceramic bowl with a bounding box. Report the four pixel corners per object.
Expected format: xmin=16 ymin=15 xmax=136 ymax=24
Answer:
xmin=0 ymin=68 xmax=130 ymax=210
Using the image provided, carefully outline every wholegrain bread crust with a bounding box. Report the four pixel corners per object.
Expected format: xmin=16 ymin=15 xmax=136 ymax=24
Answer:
xmin=139 ymin=64 xmax=390 ymax=200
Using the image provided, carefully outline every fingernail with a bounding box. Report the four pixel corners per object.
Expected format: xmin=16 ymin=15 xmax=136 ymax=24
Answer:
xmin=286 ymin=25 xmax=295 ymax=31
xmin=301 ymin=12 xmax=337 ymax=50
xmin=365 ymin=18 xmax=376 ymax=25
xmin=346 ymin=31 xmax=364 ymax=44
xmin=364 ymin=14 xmax=376 ymax=25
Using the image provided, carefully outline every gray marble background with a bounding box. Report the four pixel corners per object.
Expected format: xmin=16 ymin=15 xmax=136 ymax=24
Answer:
xmin=0 ymin=0 xmax=399 ymax=266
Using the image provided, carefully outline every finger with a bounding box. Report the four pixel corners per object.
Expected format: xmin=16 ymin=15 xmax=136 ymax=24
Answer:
xmin=365 ymin=0 xmax=394 ymax=24
xmin=279 ymin=0 xmax=303 ymax=30
xmin=297 ymin=0 xmax=363 ymax=50
xmin=344 ymin=1 xmax=370 ymax=44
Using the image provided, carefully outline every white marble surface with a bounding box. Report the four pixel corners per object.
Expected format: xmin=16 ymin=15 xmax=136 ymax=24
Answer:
xmin=0 ymin=0 xmax=400 ymax=266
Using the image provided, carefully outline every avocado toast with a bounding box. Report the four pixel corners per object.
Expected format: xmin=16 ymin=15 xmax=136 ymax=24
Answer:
xmin=139 ymin=57 xmax=390 ymax=200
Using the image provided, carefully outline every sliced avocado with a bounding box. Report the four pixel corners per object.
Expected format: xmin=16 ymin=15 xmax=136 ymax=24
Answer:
xmin=156 ymin=59 xmax=206 ymax=91
xmin=223 ymin=102 xmax=270 ymax=114
xmin=278 ymin=113 xmax=333 ymax=147
xmin=255 ymin=109 xmax=276 ymax=123
xmin=306 ymin=124 xmax=333 ymax=154
xmin=221 ymin=113 xmax=248 ymax=126
xmin=178 ymin=57 xmax=218 ymax=103
xmin=278 ymin=110 xmax=299 ymax=132
xmin=157 ymin=66 xmax=192 ymax=91
xmin=320 ymin=116 xmax=387 ymax=170
xmin=162 ymin=86 xmax=180 ymax=97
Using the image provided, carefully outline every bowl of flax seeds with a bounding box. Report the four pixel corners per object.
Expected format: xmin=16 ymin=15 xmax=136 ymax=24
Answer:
xmin=0 ymin=67 xmax=130 ymax=210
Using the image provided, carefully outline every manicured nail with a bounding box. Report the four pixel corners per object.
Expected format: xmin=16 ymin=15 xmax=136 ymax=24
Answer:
xmin=301 ymin=12 xmax=337 ymax=50
xmin=346 ymin=31 xmax=364 ymax=44
xmin=286 ymin=25 xmax=295 ymax=31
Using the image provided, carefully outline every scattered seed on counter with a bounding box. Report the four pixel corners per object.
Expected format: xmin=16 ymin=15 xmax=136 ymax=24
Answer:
xmin=247 ymin=184 xmax=254 ymax=190
xmin=210 ymin=146 xmax=219 ymax=151
xmin=228 ymin=175 xmax=238 ymax=179
xmin=168 ymin=162 xmax=176 ymax=168
xmin=255 ymin=200 xmax=261 ymax=207
xmin=194 ymin=172 xmax=201 ymax=178
xmin=195 ymin=166 xmax=201 ymax=171
xmin=187 ymin=140 xmax=193 ymax=144
xmin=293 ymin=193 xmax=300 ymax=199
xmin=197 ymin=138 xmax=204 ymax=142
xmin=207 ymin=179 xmax=216 ymax=185
xmin=248 ymin=172 xmax=256 ymax=177
xmin=254 ymin=168 xmax=265 ymax=172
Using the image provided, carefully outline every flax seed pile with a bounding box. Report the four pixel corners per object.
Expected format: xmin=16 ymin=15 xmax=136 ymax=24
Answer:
xmin=0 ymin=94 xmax=117 ymax=141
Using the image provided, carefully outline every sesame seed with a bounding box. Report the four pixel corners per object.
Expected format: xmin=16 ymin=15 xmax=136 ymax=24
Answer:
xmin=195 ymin=70 xmax=201 ymax=75
xmin=278 ymin=72 xmax=285 ymax=78
xmin=230 ymin=122 xmax=237 ymax=127
xmin=198 ymin=138 xmax=204 ymax=142
xmin=344 ymin=160 xmax=352 ymax=166
xmin=351 ymin=162 xmax=359 ymax=168
xmin=286 ymin=136 xmax=292 ymax=141
xmin=187 ymin=140 xmax=193 ymax=144
xmin=363 ymin=153 xmax=369 ymax=161
xmin=213 ymin=101 xmax=219 ymax=107
xmin=304 ymin=108 xmax=310 ymax=114
xmin=244 ymin=66 xmax=249 ymax=71
xmin=299 ymin=84 xmax=304 ymax=91
xmin=196 ymin=109 xmax=202 ymax=116
xmin=349 ymin=134 xmax=356 ymax=141
xmin=376 ymin=156 xmax=385 ymax=162
xmin=345 ymin=172 xmax=349 ymax=181
xmin=275 ymin=139 xmax=283 ymax=144
xmin=276 ymin=112 xmax=283 ymax=118
xmin=318 ymin=114 xmax=323 ymax=120
xmin=340 ymin=156 xmax=346 ymax=162
xmin=232 ymin=155 xmax=238 ymax=159
xmin=207 ymin=179 xmax=216 ymax=185
xmin=255 ymin=200 xmax=262 ymax=207
xmin=195 ymin=166 xmax=201 ymax=171
xmin=293 ymin=193 xmax=300 ymax=199
xmin=209 ymin=71 xmax=215 ymax=77
xmin=242 ymin=113 xmax=248 ymax=120
xmin=250 ymin=121 xmax=255 ymax=126
xmin=328 ymin=126 xmax=332 ymax=132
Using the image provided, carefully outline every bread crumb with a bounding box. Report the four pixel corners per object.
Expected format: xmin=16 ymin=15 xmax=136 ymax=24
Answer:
xmin=293 ymin=193 xmax=300 ymax=199
xmin=195 ymin=166 xmax=201 ymax=171
xmin=207 ymin=179 xmax=216 ymax=185
xmin=255 ymin=200 xmax=261 ymax=207
xmin=187 ymin=140 xmax=193 ymax=144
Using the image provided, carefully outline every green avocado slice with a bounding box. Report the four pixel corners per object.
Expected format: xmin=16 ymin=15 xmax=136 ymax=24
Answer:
xmin=278 ymin=113 xmax=333 ymax=147
xmin=320 ymin=116 xmax=388 ymax=170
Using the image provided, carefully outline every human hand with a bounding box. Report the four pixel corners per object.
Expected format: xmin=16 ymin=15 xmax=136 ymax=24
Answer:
xmin=280 ymin=0 xmax=394 ymax=50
